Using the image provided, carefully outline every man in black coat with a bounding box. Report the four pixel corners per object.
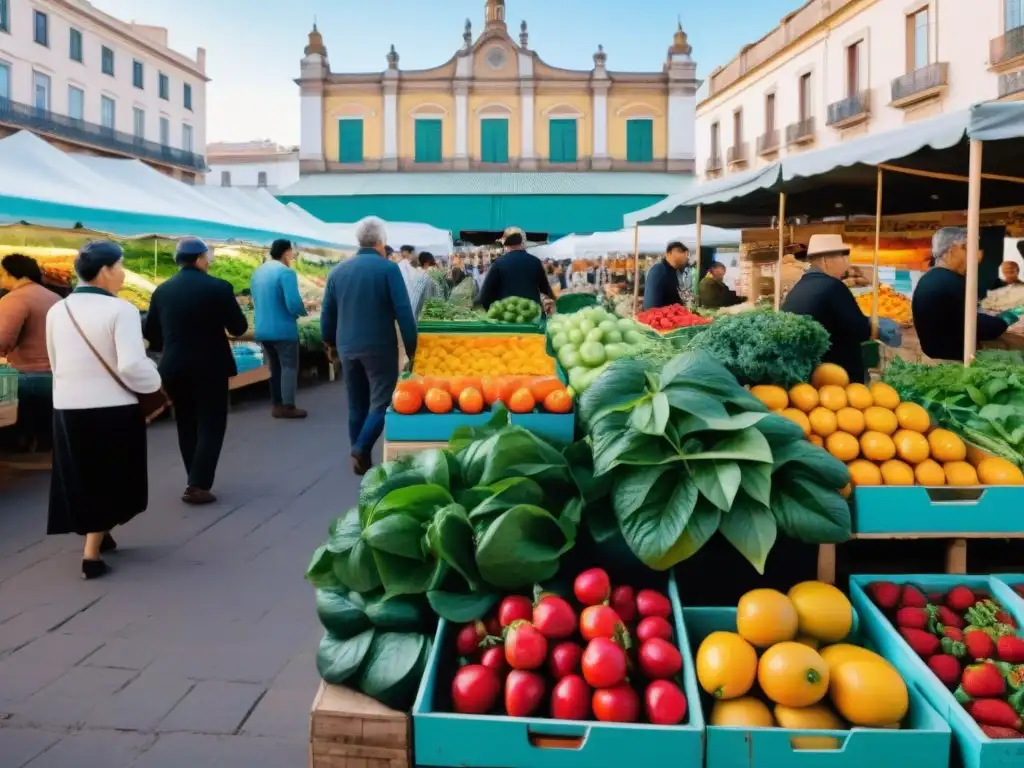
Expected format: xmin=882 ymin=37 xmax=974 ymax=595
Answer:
xmin=477 ymin=227 xmax=554 ymax=309
xmin=644 ymin=241 xmax=690 ymax=310
xmin=144 ymin=238 xmax=249 ymax=505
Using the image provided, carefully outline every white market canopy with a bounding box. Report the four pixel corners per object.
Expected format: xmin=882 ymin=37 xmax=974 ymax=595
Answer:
xmin=532 ymin=226 xmax=739 ymax=260
xmin=318 ymin=221 xmax=454 ymax=257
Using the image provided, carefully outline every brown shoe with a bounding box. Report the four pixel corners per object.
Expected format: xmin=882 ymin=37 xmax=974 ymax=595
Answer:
xmin=273 ymin=405 xmax=307 ymax=419
xmin=182 ymin=487 xmax=217 ymax=505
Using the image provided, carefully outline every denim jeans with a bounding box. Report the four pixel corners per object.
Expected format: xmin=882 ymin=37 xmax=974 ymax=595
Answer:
xmin=17 ymin=372 xmax=53 ymax=451
xmin=341 ymin=352 xmax=398 ymax=459
xmin=262 ymin=341 xmax=299 ymax=406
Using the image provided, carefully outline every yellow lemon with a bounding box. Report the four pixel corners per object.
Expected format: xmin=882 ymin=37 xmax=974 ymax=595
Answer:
xmin=894 ymin=401 xmax=930 ymax=433
xmin=696 ymin=632 xmax=758 ymax=700
xmin=789 ymin=383 xmax=820 ymax=413
xmin=928 ymin=429 xmax=967 ymax=462
xmin=751 ymin=385 xmax=789 ymax=411
xmin=812 ymin=363 xmax=850 ymax=388
xmin=914 ymin=458 xmax=946 ymax=486
xmin=880 ymin=459 xmax=915 ymax=486
xmin=829 ymin=658 xmax=909 ymax=727
xmin=809 ymin=434 xmax=824 ymax=448
xmin=869 ymin=382 xmax=901 ymax=409
xmin=758 ymin=642 xmax=830 ymax=708
xmin=847 ymin=459 xmax=882 ymax=486
xmin=820 ymin=643 xmax=889 ymax=672
xmin=860 ymin=431 xmax=896 ymax=462
xmin=864 ymin=406 xmax=899 ymax=436
xmin=836 ymin=407 xmax=866 ymax=436
xmin=825 ymin=432 xmax=860 ymax=462
xmin=818 ymin=385 xmax=848 ymax=412
xmin=892 ymin=429 xmax=930 ymax=465
xmin=977 ymin=457 xmax=1024 ymax=485
xmin=781 ymin=408 xmax=812 ymax=437
xmin=711 ymin=697 xmax=775 ymax=728
xmin=774 ymin=703 xmax=843 ymax=750
xmin=845 ymin=383 xmax=874 ymax=410
xmin=737 ymin=589 xmax=800 ymax=648
xmin=787 ymin=581 xmax=854 ymax=644
xmin=944 ymin=461 xmax=979 ymax=486
xmin=809 ymin=407 xmax=838 ymax=438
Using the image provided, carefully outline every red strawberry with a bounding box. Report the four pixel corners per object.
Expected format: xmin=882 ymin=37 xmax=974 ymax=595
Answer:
xmin=965 ymin=628 xmax=997 ymax=660
xmin=968 ymin=699 xmax=1023 ymax=730
xmin=980 ymin=725 xmax=1023 ymax=739
xmin=997 ymin=636 xmax=1024 ymax=664
xmin=868 ymin=581 xmax=901 ymax=610
xmin=927 ymin=654 xmax=961 ymax=688
xmin=962 ymin=662 xmax=1007 ymax=698
xmin=928 ymin=604 xmax=965 ymax=630
xmin=946 ymin=586 xmax=976 ymax=613
xmin=940 ymin=626 xmax=964 ymax=642
xmin=896 ymin=607 xmax=929 ymax=630
xmin=900 ymin=584 xmax=928 ymax=608
xmin=927 ymin=592 xmax=945 ymax=606
xmin=996 ymin=609 xmax=1017 ymax=628
xmin=900 ymin=627 xmax=940 ymax=657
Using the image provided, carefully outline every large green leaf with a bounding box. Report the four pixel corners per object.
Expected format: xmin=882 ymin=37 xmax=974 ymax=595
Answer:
xmin=449 ymin=407 xmax=511 ymax=453
xmin=658 ymin=350 xmax=746 ymax=397
xmin=369 ymin=484 xmax=454 ymax=525
xmin=315 ymin=589 xmax=371 ymax=638
xmin=591 ymin=419 xmax=679 ymax=476
xmin=363 ymin=593 xmax=433 ymax=632
xmin=719 ymin=493 xmax=778 ymax=574
xmin=357 ymin=631 xmax=430 ymax=711
xmin=614 ymin=468 xmax=699 ymax=565
xmin=673 ymin=411 xmax=768 ymax=439
xmin=306 ymin=545 xmax=339 ymax=589
xmin=771 ymin=473 xmax=852 ymax=543
xmin=630 ymin=391 xmax=671 ymax=436
xmin=562 ymin=439 xmax=613 ymax=503
xmin=577 ymin=358 xmax=651 ymax=428
xmin=466 ymin=477 xmax=545 ymax=526
xmin=610 ymin=465 xmax=671 ymax=518
xmin=426 ymin=503 xmax=480 ymax=589
xmin=648 ymin=497 xmax=722 ymax=569
xmin=584 ymin=499 xmax=620 ymax=544
xmin=371 ymin=548 xmax=438 ymax=599
xmin=363 ymin=512 xmax=428 ymax=560
xmin=327 ymin=509 xmax=362 ymax=554
xmin=661 ymin=386 xmax=729 ymax=422
xmin=755 ymin=412 xmax=807 ymax=447
xmin=327 ymin=510 xmax=381 ymax=593
xmin=475 ymin=504 xmax=575 ymax=590
xmin=739 ymin=462 xmax=773 ymax=508
xmin=316 ymin=629 xmax=375 ymax=685
xmin=358 ymin=451 xmax=455 ymax=523
xmin=427 ymin=590 xmax=498 ymax=623
xmin=770 ymin=440 xmax=850 ymax=490
xmin=459 ymin=427 xmax=571 ymax=489
xmin=678 ymin=427 xmax=774 ymax=464
xmin=689 ymin=459 xmax=742 ymax=512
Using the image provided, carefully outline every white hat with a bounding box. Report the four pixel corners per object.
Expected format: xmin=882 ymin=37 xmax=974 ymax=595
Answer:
xmin=806 ymin=234 xmax=851 ymax=259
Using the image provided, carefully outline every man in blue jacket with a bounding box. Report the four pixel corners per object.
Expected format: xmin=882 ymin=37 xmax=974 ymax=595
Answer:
xmin=321 ymin=217 xmax=417 ymax=475
xmin=250 ymin=239 xmax=308 ymax=419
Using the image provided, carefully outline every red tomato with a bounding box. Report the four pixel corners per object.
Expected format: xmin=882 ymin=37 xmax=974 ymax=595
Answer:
xmin=480 ymin=646 xmax=508 ymax=678
xmin=644 ymin=680 xmax=688 ymax=725
xmin=579 ymin=605 xmax=623 ymax=641
xmin=636 ymin=616 xmax=674 ymax=644
xmin=505 ymin=621 xmax=548 ymax=670
xmin=638 ymin=638 xmax=683 ymax=680
xmin=533 ymin=595 xmax=577 ymax=640
xmin=610 ymin=586 xmax=636 ymax=622
xmin=551 ymin=674 xmax=591 ymax=720
xmin=581 ymin=637 xmax=628 ymax=688
xmin=498 ymin=595 xmax=533 ymax=627
xmin=636 ymin=589 xmax=672 ymax=619
xmin=484 ymin=616 xmax=502 ymax=637
xmin=505 ymin=670 xmax=545 ymax=717
xmin=452 ymin=665 xmax=500 ymax=714
xmin=592 ymin=685 xmax=640 ymax=723
xmin=455 ymin=621 xmax=488 ymax=656
xmin=574 ymin=568 xmax=611 ymax=606
xmin=548 ymin=641 xmax=583 ymax=680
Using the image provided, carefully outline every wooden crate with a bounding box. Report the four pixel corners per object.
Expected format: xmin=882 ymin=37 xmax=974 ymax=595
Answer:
xmin=310 ymin=682 xmax=411 ymax=768
xmin=382 ymin=440 xmax=447 ymax=462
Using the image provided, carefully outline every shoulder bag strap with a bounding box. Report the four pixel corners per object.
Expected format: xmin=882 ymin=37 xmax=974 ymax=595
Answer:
xmin=64 ymin=301 xmax=136 ymax=397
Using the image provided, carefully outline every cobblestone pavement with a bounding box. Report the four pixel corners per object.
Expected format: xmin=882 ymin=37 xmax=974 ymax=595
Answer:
xmin=0 ymin=383 xmax=357 ymax=767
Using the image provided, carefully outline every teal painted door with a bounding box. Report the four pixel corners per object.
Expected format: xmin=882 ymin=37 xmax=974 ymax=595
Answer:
xmin=338 ymin=119 xmax=364 ymax=163
xmin=480 ymin=119 xmax=509 ymax=163
xmin=626 ymin=119 xmax=654 ymax=163
xmin=415 ymin=119 xmax=442 ymax=163
xmin=548 ymin=119 xmax=578 ymax=163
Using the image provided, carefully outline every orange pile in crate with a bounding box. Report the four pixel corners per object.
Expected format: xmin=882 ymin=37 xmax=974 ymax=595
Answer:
xmin=392 ymin=375 xmax=572 ymax=416
xmin=412 ymin=334 xmax=555 ymax=378
xmin=750 ymin=363 xmax=1024 ymax=489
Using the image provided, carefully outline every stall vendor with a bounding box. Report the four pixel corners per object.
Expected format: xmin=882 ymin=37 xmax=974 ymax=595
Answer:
xmin=996 ymin=258 xmax=1023 ymax=288
xmin=913 ymin=227 xmax=1024 ymax=361
xmin=643 ymin=241 xmax=689 ymax=310
xmin=477 ymin=227 xmax=553 ymax=310
xmin=781 ymin=235 xmax=873 ymax=383
xmin=698 ymin=262 xmax=746 ymax=308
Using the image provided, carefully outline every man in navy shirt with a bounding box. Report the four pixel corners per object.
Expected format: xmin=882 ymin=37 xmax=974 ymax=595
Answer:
xmin=643 ymin=241 xmax=689 ymax=310
xmin=477 ymin=227 xmax=554 ymax=309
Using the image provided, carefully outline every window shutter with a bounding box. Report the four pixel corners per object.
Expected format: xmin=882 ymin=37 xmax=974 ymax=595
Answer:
xmin=415 ymin=119 xmax=442 ymax=163
xmin=339 ymin=119 xmax=364 ymax=163
xmin=481 ymin=119 xmax=508 ymax=163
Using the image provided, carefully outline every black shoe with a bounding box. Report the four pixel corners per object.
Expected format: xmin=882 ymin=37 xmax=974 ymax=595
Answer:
xmin=81 ymin=559 xmax=109 ymax=580
xmin=100 ymin=533 xmax=117 ymax=553
xmin=182 ymin=486 xmax=217 ymax=505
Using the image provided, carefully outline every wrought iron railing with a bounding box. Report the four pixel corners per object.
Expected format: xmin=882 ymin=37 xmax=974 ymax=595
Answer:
xmin=785 ymin=117 xmax=815 ymax=144
xmin=756 ymin=130 xmax=779 ymax=155
xmin=991 ymin=26 xmax=1024 ymax=66
xmin=827 ymin=91 xmax=870 ymax=126
xmin=891 ymin=63 xmax=949 ymax=103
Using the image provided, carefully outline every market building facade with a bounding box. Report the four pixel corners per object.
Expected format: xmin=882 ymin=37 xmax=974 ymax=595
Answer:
xmin=0 ymin=0 xmax=208 ymax=181
xmin=695 ymin=0 xmax=1010 ymax=182
xmin=280 ymin=0 xmax=701 ymax=239
xmin=208 ymin=141 xmax=300 ymax=193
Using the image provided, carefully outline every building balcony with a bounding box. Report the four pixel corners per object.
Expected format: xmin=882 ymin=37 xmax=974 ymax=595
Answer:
xmin=0 ymin=97 xmax=206 ymax=172
xmin=785 ymin=118 xmax=816 ymax=146
xmin=827 ymin=91 xmax=871 ymax=129
xmin=705 ymin=155 xmax=723 ymax=175
xmin=756 ymin=130 xmax=780 ymax=156
xmin=891 ymin=63 xmax=949 ymax=108
xmin=726 ymin=142 xmax=749 ymax=168
xmin=991 ymin=26 xmax=1024 ymax=68
xmin=1000 ymin=69 xmax=1024 ymax=98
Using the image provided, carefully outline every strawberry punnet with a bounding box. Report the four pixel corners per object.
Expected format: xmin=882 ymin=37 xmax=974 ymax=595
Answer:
xmin=965 ymin=628 xmax=997 ymax=660
xmin=868 ymin=581 xmax=901 ymax=610
xmin=961 ymin=661 xmax=1007 ymax=698
xmin=979 ymin=725 xmax=1023 ymax=739
xmin=997 ymin=635 xmax=1024 ymax=664
xmin=900 ymin=584 xmax=928 ymax=609
xmin=968 ymin=698 xmax=1023 ymax=730
xmin=895 ymin=607 xmax=929 ymax=630
xmin=946 ymin=585 xmax=976 ymax=613
xmin=927 ymin=654 xmax=962 ymax=689
xmin=900 ymin=627 xmax=940 ymax=657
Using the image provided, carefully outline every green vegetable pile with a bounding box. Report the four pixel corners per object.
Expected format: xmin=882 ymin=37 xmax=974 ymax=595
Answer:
xmin=298 ymin=315 xmax=323 ymax=351
xmin=420 ymin=299 xmax=482 ymax=322
xmin=687 ymin=310 xmax=830 ymax=387
xmin=576 ymin=351 xmax=851 ymax=573
xmin=449 ymin=277 xmax=475 ymax=308
xmin=487 ymin=297 xmax=542 ymax=324
xmin=427 ymin=267 xmax=451 ymax=301
xmin=548 ymin=307 xmax=650 ymax=393
xmin=307 ymin=414 xmax=583 ymax=625
xmin=883 ymin=352 xmax=1024 ymax=466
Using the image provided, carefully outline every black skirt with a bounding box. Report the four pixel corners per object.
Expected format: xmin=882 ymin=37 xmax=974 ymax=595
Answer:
xmin=48 ymin=405 xmax=148 ymax=536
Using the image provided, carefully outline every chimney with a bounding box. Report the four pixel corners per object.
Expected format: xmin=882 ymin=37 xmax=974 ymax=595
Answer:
xmin=196 ymin=47 xmax=207 ymax=73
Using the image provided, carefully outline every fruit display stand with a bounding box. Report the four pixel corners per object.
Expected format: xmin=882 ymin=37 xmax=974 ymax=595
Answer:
xmin=685 ymin=607 xmax=951 ymax=768
xmin=849 ymin=575 xmax=1024 ymax=768
xmin=310 ymin=680 xmax=411 ymax=768
xmin=228 ymin=364 xmax=271 ymax=391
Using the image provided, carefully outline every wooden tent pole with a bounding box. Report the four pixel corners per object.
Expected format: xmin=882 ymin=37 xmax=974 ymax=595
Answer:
xmin=695 ymin=206 xmax=703 ymax=306
xmin=775 ymin=193 xmax=786 ymax=310
xmin=871 ymin=167 xmax=883 ymax=336
xmin=877 ymin=162 xmax=1024 ymax=186
xmin=964 ymin=140 xmax=983 ymax=364
xmin=631 ymin=222 xmax=641 ymax=315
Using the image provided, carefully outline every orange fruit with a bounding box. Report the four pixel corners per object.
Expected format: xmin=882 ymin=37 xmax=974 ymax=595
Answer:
xmin=481 ymin=376 xmax=501 ymax=405
xmin=880 ymin=459 xmax=915 ymax=486
xmin=977 ymin=457 xmax=1024 ymax=485
xmin=789 ymin=384 xmax=819 ymax=413
xmin=818 ymin=385 xmax=848 ymax=411
xmin=736 ymin=589 xmax=799 ymax=648
xmin=944 ymin=460 xmax=979 ymax=486
xmin=710 ymin=697 xmax=775 ymax=727
xmin=543 ymin=389 xmax=573 ymax=414
xmin=869 ymin=382 xmax=900 ymax=409
xmin=395 ymin=377 xmax=423 ymax=397
xmin=808 ymin=434 xmax=824 ymax=448
xmin=860 ymin=431 xmax=896 ymax=462
xmin=825 ymin=432 xmax=860 ymax=462
xmin=892 ymin=429 xmax=930 ymax=465
xmin=424 ymin=387 xmax=453 ymax=414
xmin=752 ymin=385 xmax=789 ymax=411
xmin=507 ymin=387 xmax=536 ymax=414
xmin=457 ymin=387 xmax=484 ymax=414
xmin=530 ymin=376 xmax=564 ymax=402
xmin=845 ymin=383 xmax=873 ymax=410
xmin=448 ymin=376 xmax=482 ymax=400
xmin=864 ymin=406 xmax=898 ymax=436
xmin=836 ymin=407 xmax=865 ymax=436
xmin=391 ymin=387 xmax=422 ymax=414
xmin=914 ymin=458 xmax=945 ymax=486
xmin=757 ymin=642 xmax=830 ymax=707
xmin=808 ymin=407 xmax=838 ymax=437
xmin=829 ymin=658 xmax=908 ymax=727
xmin=782 ymin=408 xmax=812 ymax=437
xmin=847 ymin=459 xmax=882 ymax=486
xmin=696 ymin=632 xmax=758 ymax=700
xmin=811 ymin=363 xmax=849 ymax=388
xmin=929 ymin=429 xmax=967 ymax=462
xmin=498 ymin=376 xmax=527 ymax=405
xmin=895 ymin=402 xmax=930 ymax=433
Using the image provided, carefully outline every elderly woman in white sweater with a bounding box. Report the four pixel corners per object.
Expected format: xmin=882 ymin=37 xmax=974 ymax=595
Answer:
xmin=46 ymin=241 xmax=163 ymax=580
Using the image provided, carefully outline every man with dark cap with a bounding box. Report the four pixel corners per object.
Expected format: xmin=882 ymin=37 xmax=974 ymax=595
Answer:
xmin=477 ymin=227 xmax=553 ymax=310
xmin=250 ymin=238 xmax=308 ymax=418
xmin=144 ymin=238 xmax=249 ymax=505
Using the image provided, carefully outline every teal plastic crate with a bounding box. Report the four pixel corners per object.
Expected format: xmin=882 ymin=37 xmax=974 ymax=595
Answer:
xmin=385 ymin=408 xmax=575 ymax=445
xmin=412 ymin=571 xmax=705 ymax=768
xmin=850 ymin=575 xmax=1024 ymax=768
xmin=853 ymin=486 xmax=1024 ymax=535
xmin=993 ymin=575 xmax=1024 ymax=606
xmin=684 ymin=607 xmax=950 ymax=768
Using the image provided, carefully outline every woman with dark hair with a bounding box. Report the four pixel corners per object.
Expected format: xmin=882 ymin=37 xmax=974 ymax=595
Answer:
xmin=46 ymin=241 xmax=162 ymax=579
xmin=0 ymin=253 xmax=60 ymax=450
